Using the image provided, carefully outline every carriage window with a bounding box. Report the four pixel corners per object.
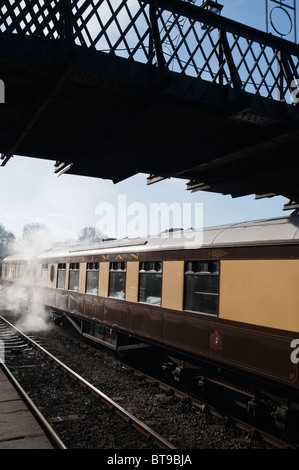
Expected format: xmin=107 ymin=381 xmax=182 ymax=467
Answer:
xmin=86 ymin=262 xmax=99 ymax=295
xmin=57 ymin=263 xmax=66 ymax=289
xmin=9 ymin=266 xmax=15 ymax=278
xmin=184 ymin=261 xmax=219 ymax=315
xmin=69 ymin=263 xmax=79 ymax=292
xmin=41 ymin=264 xmax=48 ymax=279
xmin=109 ymin=262 xmax=126 ymax=299
xmin=138 ymin=261 xmax=162 ymax=306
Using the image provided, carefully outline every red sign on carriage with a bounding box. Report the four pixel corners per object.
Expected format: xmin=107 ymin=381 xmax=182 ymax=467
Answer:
xmin=210 ymin=330 xmax=222 ymax=351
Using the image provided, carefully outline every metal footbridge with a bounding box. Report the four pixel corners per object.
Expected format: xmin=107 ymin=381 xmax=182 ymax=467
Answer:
xmin=1 ymin=0 xmax=299 ymax=206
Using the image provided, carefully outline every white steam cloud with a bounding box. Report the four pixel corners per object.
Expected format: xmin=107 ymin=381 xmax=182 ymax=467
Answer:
xmin=1 ymin=227 xmax=55 ymax=332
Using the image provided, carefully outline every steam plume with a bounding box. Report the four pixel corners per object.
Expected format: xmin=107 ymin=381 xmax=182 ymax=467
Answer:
xmin=1 ymin=226 xmax=55 ymax=332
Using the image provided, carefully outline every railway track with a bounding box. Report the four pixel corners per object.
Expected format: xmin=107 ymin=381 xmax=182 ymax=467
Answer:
xmin=43 ymin=321 xmax=296 ymax=450
xmin=120 ymin=363 xmax=294 ymax=450
xmin=0 ymin=311 xmax=295 ymax=450
xmin=58 ymin=336 xmax=294 ymax=450
xmin=0 ymin=315 xmax=175 ymax=450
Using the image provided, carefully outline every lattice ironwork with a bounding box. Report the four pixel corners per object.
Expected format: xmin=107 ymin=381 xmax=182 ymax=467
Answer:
xmin=70 ymin=0 xmax=153 ymax=63
xmin=1 ymin=0 xmax=299 ymax=104
xmin=0 ymin=0 xmax=62 ymax=38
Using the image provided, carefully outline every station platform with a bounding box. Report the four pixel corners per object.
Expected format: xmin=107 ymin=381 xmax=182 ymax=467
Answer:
xmin=0 ymin=365 xmax=65 ymax=449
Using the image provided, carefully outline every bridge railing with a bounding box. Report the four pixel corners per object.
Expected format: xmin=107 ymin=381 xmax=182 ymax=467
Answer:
xmin=1 ymin=0 xmax=299 ymax=104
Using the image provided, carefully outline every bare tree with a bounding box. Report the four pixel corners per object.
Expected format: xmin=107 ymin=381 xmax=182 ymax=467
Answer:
xmin=78 ymin=226 xmax=107 ymax=244
xmin=0 ymin=224 xmax=15 ymax=261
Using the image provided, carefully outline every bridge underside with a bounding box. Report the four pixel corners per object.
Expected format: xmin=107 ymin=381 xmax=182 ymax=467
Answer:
xmin=1 ymin=34 xmax=299 ymax=205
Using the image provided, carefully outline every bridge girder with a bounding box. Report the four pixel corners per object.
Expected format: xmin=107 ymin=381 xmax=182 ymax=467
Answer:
xmin=0 ymin=0 xmax=299 ymax=203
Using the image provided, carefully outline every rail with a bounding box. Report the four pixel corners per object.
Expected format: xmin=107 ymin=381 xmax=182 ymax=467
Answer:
xmin=0 ymin=361 xmax=66 ymax=449
xmin=0 ymin=316 xmax=176 ymax=450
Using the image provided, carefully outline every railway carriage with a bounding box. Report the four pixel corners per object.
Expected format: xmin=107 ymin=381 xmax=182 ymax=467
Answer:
xmin=2 ymin=216 xmax=299 ymax=431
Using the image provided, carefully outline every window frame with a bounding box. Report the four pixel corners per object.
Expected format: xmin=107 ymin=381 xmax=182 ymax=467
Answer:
xmin=183 ymin=260 xmax=220 ymax=316
xmin=41 ymin=263 xmax=48 ymax=279
xmin=85 ymin=262 xmax=99 ymax=295
xmin=138 ymin=261 xmax=163 ymax=306
xmin=108 ymin=261 xmax=126 ymax=300
xmin=57 ymin=263 xmax=66 ymax=290
xmin=68 ymin=262 xmax=80 ymax=292
xmin=9 ymin=266 xmax=15 ymax=279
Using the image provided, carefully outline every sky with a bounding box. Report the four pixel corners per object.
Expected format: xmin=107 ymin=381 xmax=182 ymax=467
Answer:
xmin=0 ymin=0 xmax=296 ymax=242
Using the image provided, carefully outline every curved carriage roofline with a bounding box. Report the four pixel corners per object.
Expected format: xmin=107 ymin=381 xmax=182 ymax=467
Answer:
xmin=38 ymin=215 xmax=299 ymax=260
xmin=3 ymin=216 xmax=299 ymax=263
